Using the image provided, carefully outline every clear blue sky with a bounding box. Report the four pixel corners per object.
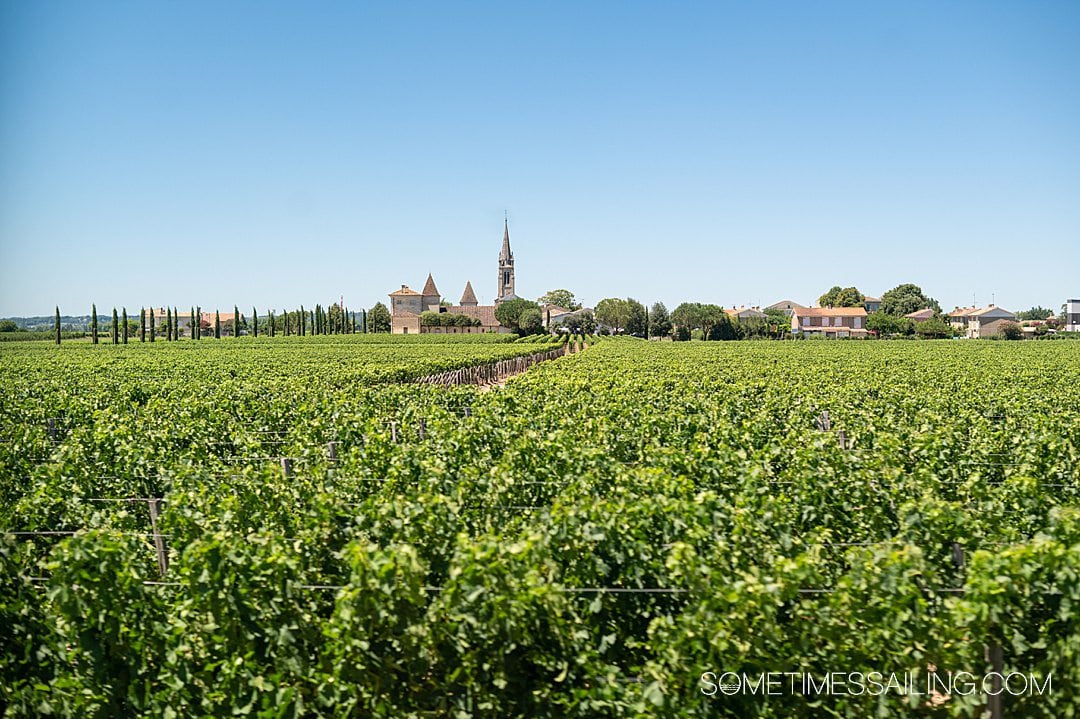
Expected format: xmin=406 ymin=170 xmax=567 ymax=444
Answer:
xmin=2 ymin=1 xmax=1078 ymax=317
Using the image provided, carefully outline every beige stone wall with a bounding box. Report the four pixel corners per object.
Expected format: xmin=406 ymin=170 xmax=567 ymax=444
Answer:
xmin=392 ymin=296 xmax=423 ymax=315
xmin=391 ymin=315 xmax=421 ymax=334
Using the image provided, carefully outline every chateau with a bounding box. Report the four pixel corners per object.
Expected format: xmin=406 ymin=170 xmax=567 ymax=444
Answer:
xmin=389 ymin=220 xmax=518 ymax=334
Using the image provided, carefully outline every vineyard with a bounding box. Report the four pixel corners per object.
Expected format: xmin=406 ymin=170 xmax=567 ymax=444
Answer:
xmin=1 ymin=337 xmax=1078 ymax=718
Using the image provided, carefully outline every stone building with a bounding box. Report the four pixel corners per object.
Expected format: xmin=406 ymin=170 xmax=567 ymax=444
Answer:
xmin=389 ymin=221 xmax=517 ymax=334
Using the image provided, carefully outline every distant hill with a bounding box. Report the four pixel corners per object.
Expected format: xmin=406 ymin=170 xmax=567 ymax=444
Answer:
xmin=1 ymin=315 xmax=93 ymax=332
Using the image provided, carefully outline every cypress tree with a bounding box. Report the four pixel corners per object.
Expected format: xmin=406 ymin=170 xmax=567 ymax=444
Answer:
xmin=55 ymin=306 xmax=61 ymax=345
xmin=215 ymin=310 xmax=221 ymax=339
xmin=190 ymin=307 xmax=195 ymax=340
xmin=91 ymin=304 xmax=98 ymax=344
xmin=140 ymin=308 xmax=146 ymax=342
xmin=234 ymin=305 xmax=240 ymax=338
xmin=311 ymin=310 xmax=315 ymax=335
xmin=149 ymin=307 xmax=155 ymax=342
xmin=112 ymin=308 xmax=119 ymax=344
xmin=253 ymin=307 xmax=258 ymax=338
xmin=196 ymin=306 xmax=202 ymax=339
xmin=268 ymin=310 xmax=274 ymax=337
xmin=362 ymin=309 xmax=368 ymax=333
xmin=300 ymin=306 xmax=305 ymax=336
xmin=166 ymin=307 xmax=172 ymax=341
xmin=122 ymin=308 xmax=128 ymax=344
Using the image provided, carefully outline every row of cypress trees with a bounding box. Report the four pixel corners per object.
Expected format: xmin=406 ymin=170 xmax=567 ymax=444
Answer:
xmin=52 ymin=304 xmax=377 ymax=345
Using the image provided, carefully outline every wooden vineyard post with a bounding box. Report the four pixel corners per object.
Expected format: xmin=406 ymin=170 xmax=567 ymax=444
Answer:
xmin=147 ymin=498 xmax=169 ymax=576
xmin=47 ymin=418 xmax=58 ymax=443
xmin=390 ymin=421 xmax=398 ymax=443
xmin=419 ymin=419 xmax=426 ymax=441
xmin=327 ymin=441 xmax=338 ymax=462
xmin=281 ymin=457 xmax=294 ymax=478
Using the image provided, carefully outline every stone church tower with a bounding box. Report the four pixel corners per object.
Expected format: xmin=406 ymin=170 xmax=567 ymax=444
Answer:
xmin=495 ymin=219 xmax=516 ymax=304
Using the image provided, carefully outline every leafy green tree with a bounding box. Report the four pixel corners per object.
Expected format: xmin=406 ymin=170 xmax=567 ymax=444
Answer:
xmin=649 ymin=302 xmax=672 ymax=338
xmin=562 ymin=310 xmax=596 ymax=335
xmin=329 ymin=303 xmax=344 ymax=334
xmin=1017 ymin=306 xmax=1053 ymax=321
xmin=704 ymin=305 xmax=738 ymax=340
xmin=1000 ymin=321 xmax=1023 ymax=340
xmin=368 ymin=303 xmax=391 ymax=333
xmin=594 ymin=298 xmax=630 ymax=334
xmin=879 ymin=283 xmax=941 ymax=316
xmin=518 ymin=308 xmax=543 ymax=335
xmin=495 ymin=298 xmax=541 ymax=335
xmin=763 ymin=308 xmax=790 ymax=338
xmin=0 ymin=319 xmax=17 ymax=332
xmin=538 ymin=289 xmax=582 ymax=311
xmin=91 ymin=304 xmax=98 ymax=344
xmin=818 ymin=286 xmax=865 ymax=307
xmin=866 ymin=312 xmax=911 ymax=338
xmin=670 ymin=302 xmax=702 ymax=339
xmin=625 ymin=298 xmax=647 ymax=337
xmin=915 ymin=316 xmax=952 ymax=339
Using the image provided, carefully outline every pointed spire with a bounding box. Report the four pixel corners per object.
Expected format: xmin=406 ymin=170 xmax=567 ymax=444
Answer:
xmin=421 ymin=272 xmax=440 ymax=298
xmin=460 ymin=280 xmax=478 ymax=307
xmin=500 ymin=218 xmax=512 ymax=261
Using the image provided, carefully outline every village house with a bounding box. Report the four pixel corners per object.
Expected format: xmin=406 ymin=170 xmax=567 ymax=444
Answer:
xmin=725 ymin=306 xmax=767 ymax=321
xmin=904 ymin=308 xmax=936 ymax=323
xmin=766 ymin=300 xmax=805 ymax=317
xmin=1066 ymin=299 xmax=1080 ymax=332
xmin=791 ymin=306 xmax=869 ymax=338
xmin=947 ymin=305 xmax=1016 ymax=338
xmin=863 ymin=296 xmax=882 ymax=313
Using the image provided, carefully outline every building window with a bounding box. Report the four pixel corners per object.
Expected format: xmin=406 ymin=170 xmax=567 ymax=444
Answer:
xmin=854 ymin=317 xmax=861 ymax=329
xmin=802 ymin=316 xmax=810 ymax=327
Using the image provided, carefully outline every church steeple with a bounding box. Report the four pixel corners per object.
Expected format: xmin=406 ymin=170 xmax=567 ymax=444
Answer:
xmin=496 ymin=218 xmax=515 ymax=304
xmin=500 ymin=218 xmax=512 ymax=261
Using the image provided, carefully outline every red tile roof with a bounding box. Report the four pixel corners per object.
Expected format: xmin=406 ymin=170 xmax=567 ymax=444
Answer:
xmin=794 ymin=307 xmax=867 ymax=317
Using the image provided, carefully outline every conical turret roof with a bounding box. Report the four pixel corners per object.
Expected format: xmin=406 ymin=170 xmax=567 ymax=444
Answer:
xmin=421 ymin=273 xmax=440 ymax=298
xmin=459 ymin=280 xmax=478 ymax=306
